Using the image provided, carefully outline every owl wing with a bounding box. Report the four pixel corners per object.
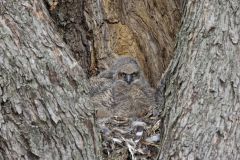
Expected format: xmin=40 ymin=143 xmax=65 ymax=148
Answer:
xmin=141 ymin=87 xmax=160 ymax=117
xmin=129 ymin=86 xmax=157 ymax=117
xmin=89 ymin=77 xmax=115 ymax=118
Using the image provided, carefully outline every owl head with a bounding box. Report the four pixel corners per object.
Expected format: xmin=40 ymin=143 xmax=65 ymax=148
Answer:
xmin=111 ymin=57 xmax=139 ymax=85
xmin=98 ymin=56 xmax=149 ymax=87
xmin=109 ymin=56 xmax=148 ymax=86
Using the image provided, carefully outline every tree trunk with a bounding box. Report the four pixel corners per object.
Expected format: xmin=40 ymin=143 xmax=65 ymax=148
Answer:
xmin=2 ymin=0 xmax=239 ymax=159
xmin=0 ymin=1 xmax=100 ymax=159
xmin=44 ymin=0 xmax=93 ymax=76
xmin=158 ymin=0 xmax=240 ymax=159
xmin=86 ymin=0 xmax=181 ymax=87
xmin=49 ymin=0 xmax=181 ymax=87
xmin=0 ymin=0 xmax=180 ymax=159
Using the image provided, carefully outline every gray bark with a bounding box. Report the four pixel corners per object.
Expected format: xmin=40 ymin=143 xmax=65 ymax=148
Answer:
xmin=1 ymin=0 xmax=238 ymax=159
xmin=0 ymin=1 xmax=100 ymax=159
xmin=44 ymin=0 xmax=93 ymax=75
xmin=158 ymin=0 xmax=240 ymax=159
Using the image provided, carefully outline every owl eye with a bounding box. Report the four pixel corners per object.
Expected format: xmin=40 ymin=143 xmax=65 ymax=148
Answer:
xmin=118 ymin=72 xmax=126 ymax=78
xmin=132 ymin=72 xmax=139 ymax=77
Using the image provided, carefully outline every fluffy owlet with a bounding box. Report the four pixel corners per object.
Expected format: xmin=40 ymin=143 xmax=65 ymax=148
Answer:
xmin=90 ymin=56 xmax=156 ymax=118
xmin=90 ymin=57 xmax=160 ymax=159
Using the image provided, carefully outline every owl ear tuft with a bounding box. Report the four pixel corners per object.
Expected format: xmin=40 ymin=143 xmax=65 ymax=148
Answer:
xmin=98 ymin=70 xmax=114 ymax=79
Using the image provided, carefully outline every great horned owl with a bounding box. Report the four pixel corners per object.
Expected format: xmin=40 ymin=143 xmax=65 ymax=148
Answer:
xmin=90 ymin=56 xmax=156 ymax=118
xmin=90 ymin=57 xmax=159 ymax=159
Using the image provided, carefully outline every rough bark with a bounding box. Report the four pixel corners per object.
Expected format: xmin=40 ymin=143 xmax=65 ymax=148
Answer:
xmin=0 ymin=1 xmax=100 ymax=159
xmin=158 ymin=0 xmax=240 ymax=159
xmin=48 ymin=0 xmax=181 ymax=87
xmin=2 ymin=0 xmax=238 ymax=160
xmin=44 ymin=0 xmax=93 ymax=76
xmin=45 ymin=0 xmax=181 ymax=86
xmin=87 ymin=0 xmax=181 ymax=87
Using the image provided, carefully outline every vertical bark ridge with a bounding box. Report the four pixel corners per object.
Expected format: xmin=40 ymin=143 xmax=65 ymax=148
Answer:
xmin=159 ymin=0 xmax=240 ymax=159
xmin=0 ymin=1 xmax=100 ymax=159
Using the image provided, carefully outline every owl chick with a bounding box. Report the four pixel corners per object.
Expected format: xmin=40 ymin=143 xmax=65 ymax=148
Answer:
xmin=110 ymin=56 xmax=156 ymax=117
xmin=90 ymin=56 xmax=156 ymax=118
xmin=90 ymin=57 xmax=159 ymax=159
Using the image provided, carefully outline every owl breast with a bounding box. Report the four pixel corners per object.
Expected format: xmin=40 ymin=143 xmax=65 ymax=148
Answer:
xmin=111 ymin=81 xmax=154 ymax=117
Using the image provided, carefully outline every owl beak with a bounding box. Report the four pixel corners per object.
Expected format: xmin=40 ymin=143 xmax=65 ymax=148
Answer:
xmin=125 ymin=74 xmax=133 ymax=84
